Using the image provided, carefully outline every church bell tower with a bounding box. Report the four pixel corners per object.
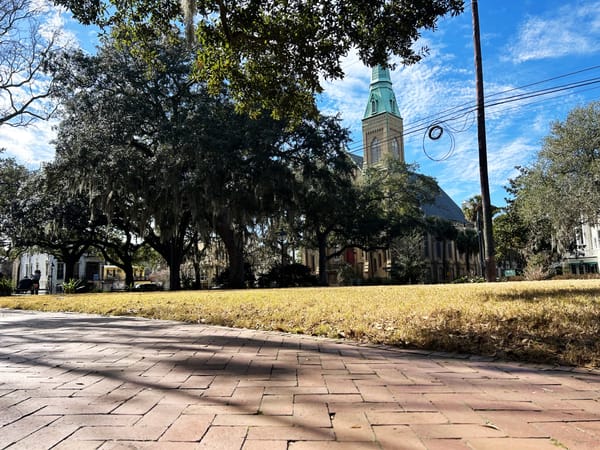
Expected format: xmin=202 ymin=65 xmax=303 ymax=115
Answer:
xmin=362 ymin=66 xmax=404 ymax=166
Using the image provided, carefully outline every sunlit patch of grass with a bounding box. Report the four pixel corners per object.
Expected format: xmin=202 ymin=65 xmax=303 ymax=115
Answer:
xmin=2 ymin=280 xmax=600 ymax=367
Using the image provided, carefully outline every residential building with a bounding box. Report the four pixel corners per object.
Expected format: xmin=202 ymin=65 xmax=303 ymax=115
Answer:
xmin=561 ymin=222 xmax=600 ymax=274
xmin=12 ymin=252 xmax=148 ymax=293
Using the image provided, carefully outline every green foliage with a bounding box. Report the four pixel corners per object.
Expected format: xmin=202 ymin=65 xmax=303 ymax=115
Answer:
xmin=452 ymin=275 xmax=485 ymax=284
xmin=0 ymin=277 xmax=13 ymax=296
xmin=524 ymin=253 xmax=552 ymax=281
xmin=455 ymin=228 xmax=479 ymax=267
xmin=510 ymin=101 xmax=600 ymax=257
xmin=215 ymin=263 xmax=256 ymax=289
xmin=9 ymin=168 xmax=96 ymax=281
xmin=389 ymin=230 xmax=428 ymax=284
xmin=356 ymin=157 xmax=439 ymax=248
xmin=62 ymin=278 xmax=87 ymax=294
xmin=493 ymin=210 xmax=527 ymax=269
xmin=53 ymin=0 xmax=464 ymax=123
xmin=336 ymin=263 xmax=357 ymax=286
xmin=285 ymin=114 xmax=355 ymax=285
xmin=257 ymin=263 xmax=319 ymax=288
xmin=0 ymin=150 xmax=30 ymax=243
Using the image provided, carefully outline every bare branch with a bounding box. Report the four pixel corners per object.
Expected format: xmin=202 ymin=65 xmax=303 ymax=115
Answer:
xmin=0 ymin=0 xmax=65 ymax=127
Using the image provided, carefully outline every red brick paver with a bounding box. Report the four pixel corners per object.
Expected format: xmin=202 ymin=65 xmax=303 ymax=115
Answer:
xmin=1 ymin=309 xmax=599 ymax=449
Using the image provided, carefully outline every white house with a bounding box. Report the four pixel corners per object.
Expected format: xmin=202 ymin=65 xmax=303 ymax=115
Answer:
xmin=13 ymin=252 xmax=105 ymax=293
xmin=561 ymin=222 xmax=600 ymax=275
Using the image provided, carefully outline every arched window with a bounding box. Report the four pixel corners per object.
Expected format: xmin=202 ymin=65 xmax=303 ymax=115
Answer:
xmin=391 ymin=138 xmax=400 ymax=159
xmin=371 ymin=99 xmax=377 ymax=114
xmin=370 ymin=138 xmax=381 ymax=164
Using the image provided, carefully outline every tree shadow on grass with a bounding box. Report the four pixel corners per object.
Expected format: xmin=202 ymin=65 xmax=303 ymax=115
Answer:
xmin=491 ymin=287 xmax=600 ymax=302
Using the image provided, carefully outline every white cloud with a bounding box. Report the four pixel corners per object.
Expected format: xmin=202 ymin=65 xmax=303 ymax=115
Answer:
xmin=508 ymin=2 xmax=600 ymax=63
xmin=0 ymin=2 xmax=80 ymax=167
xmin=0 ymin=119 xmax=57 ymax=167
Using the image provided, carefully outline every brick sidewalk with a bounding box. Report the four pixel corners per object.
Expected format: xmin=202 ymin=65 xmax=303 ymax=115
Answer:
xmin=0 ymin=309 xmax=599 ymax=449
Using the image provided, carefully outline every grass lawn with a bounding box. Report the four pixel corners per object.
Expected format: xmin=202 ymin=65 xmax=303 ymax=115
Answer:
xmin=2 ymin=279 xmax=600 ymax=368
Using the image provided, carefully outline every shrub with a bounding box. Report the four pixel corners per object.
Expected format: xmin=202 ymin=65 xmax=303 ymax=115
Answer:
xmin=452 ymin=275 xmax=485 ymax=284
xmin=215 ymin=263 xmax=255 ymax=288
xmin=257 ymin=263 xmax=319 ymax=288
xmin=0 ymin=278 xmax=13 ymax=296
xmin=62 ymin=278 xmax=89 ymax=294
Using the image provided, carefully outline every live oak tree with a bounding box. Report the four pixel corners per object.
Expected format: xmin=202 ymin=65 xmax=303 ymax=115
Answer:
xmin=285 ymin=115 xmax=356 ymax=286
xmin=52 ymin=0 xmax=464 ymax=122
xmin=0 ymin=150 xmax=29 ymax=268
xmin=92 ymin=217 xmax=146 ymax=288
xmin=510 ymin=101 xmax=600 ymax=259
xmin=10 ymin=166 xmax=99 ymax=281
xmin=51 ymin=40 xmax=212 ymax=289
xmin=52 ymin=37 xmax=294 ymax=289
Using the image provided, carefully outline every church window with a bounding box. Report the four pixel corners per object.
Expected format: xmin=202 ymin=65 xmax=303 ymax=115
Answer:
xmin=371 ymin=99 xmax=377 ymax=114
xmin=370 ymin=138 xmax=381 ymax=164
xmin=391 ymin=138 xmax=400 ymax=159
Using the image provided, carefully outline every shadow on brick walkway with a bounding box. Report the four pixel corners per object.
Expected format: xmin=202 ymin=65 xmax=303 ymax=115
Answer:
xmin=1 ymin=309 xmax=599 ymax=449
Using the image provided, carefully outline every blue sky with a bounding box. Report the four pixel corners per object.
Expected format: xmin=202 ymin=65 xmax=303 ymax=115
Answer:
xmin=3 ymin=0 xmax=600 ymax=209
xmin=319 ymin=1 xmax=600 ymax=208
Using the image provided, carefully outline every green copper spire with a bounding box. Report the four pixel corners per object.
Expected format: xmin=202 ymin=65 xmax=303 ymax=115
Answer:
xmin=363 ymin=65 xmax=401 ymax=119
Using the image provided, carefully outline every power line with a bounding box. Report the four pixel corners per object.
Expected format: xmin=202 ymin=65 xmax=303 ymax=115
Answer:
xmin=344 ymin=68 xmax=600 ymax=157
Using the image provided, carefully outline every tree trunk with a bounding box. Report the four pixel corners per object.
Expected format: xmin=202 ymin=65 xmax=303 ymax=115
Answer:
xmin=193 ymin=259 xmax=202 ymax=289
xmin=167 ymin=245 xmax=183 ymax=290
xmin=123 ymin=262 xmax=135 ymax=287
xmin=215 ymin=220 xmax=245 ymax=289
xmin=63 ymin=255 xmax=79 ymax=281
xmin=59 ymin=247 xmax=87 ymax=281
xmin=317 ymin=233 xmax=329 ymax=286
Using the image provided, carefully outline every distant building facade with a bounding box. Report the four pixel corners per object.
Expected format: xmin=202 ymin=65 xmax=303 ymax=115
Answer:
xmin=561 ymin=222 xmax=600 ymax=275
xmin=12 ymin=252 xmax=147 ymax=293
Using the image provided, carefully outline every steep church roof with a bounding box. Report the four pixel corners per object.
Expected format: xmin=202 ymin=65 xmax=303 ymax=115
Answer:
xmin=422 ymin=188 xmax=468 ymax=224
xmin=348 ymin=152 xmax=364 ymax=168
xmin=363 ymin=66 xmax=402 ymax=119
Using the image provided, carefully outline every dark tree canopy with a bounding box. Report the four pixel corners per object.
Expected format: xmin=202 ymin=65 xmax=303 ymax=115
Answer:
xmin=50 ymin=37 xmax=309 ymax=289
xmin=51 ymin=39 xmax=217 ymax=289
xmin=52 ymin=0 xmax=464 ymax=121
xmin=10 ymin=167 xmax=99 ymax=281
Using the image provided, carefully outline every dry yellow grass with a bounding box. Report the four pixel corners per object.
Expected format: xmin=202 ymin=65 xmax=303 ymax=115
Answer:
xmin=2 ymin=279 xmax=599 ymax=368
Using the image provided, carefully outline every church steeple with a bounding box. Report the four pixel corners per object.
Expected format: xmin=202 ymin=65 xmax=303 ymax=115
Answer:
xmin=363 ymin=65 xmax=401 ymax=119
xmin=362 ymin=65 xmax=404 ymax=166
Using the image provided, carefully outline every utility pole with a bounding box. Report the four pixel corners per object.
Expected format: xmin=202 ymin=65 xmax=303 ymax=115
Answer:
xmin=471 ymin=0 xmax=496 ymax=282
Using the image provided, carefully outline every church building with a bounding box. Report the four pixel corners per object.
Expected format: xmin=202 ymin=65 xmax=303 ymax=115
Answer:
xmin=303 ymin=66 xmax=478 ymax=284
